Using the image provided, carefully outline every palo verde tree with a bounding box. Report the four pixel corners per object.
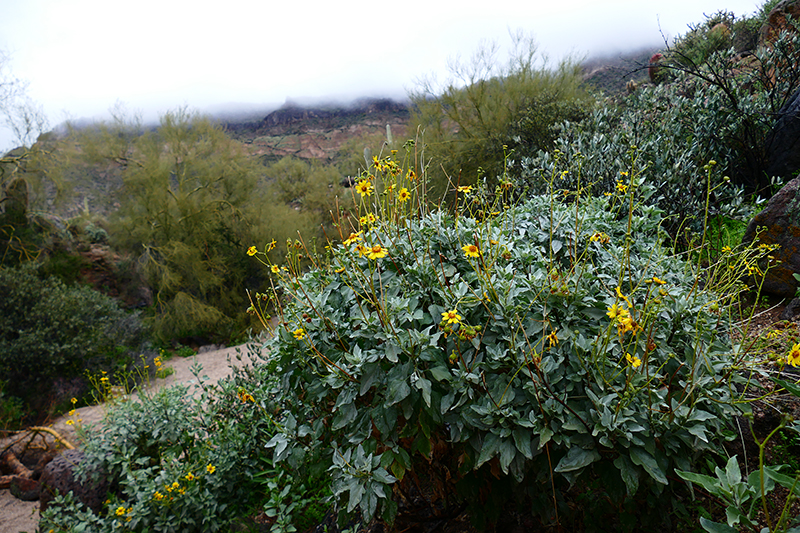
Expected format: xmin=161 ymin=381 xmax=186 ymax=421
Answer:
xmin=77 ymin=109 xmax=267 ymax=342
xmin=409 ymin=31 xmax=593 ymax=203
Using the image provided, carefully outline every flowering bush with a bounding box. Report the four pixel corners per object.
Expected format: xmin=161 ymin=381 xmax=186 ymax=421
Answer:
xmin=39 ymin=376 xmax=264 ymax=533
xmin=245 ymin=150 xmax=760 ymax=529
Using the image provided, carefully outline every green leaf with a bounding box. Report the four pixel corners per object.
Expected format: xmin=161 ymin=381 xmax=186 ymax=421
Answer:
xmin=476 ymin=433 xmax=501 ymax=468
xmin=771 ymin=377 xmax=800 ymax=399
xmin=614 ymin=455 xmax=639 ymax=496
xmin=630 ymin=447 xmax=668 ymax=485
xmin=699 ymin=517 xmax=737 ymax=533
xmin=429 ymin=365 xmax=451 ymax=382
xmin=677 ymin=469 xmax=724 ymax=495
xmin=554 ymin=446 xmax=599 ymax=473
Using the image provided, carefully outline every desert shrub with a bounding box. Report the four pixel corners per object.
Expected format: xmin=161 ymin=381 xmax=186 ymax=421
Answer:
xmin=0 ymin=263 xmax=149 ymax=416
xmin=243 ymin=151 xmax=761 ymax=529
xmin=40 ymin=376 xmax=265 ymax=533
xmin=409 ymin=31 xmax=593 ymax=202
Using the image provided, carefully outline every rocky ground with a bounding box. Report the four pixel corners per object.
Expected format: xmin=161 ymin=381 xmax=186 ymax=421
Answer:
xmin=0 ymin=342 xmax=259 ymax=533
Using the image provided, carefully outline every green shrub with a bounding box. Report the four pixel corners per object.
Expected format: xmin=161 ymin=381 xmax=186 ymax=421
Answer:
xmin=245 ymin=152 xmax=758 ymax=529
xmin=0 ymin=263 xmax=149 ymax=416
xmin=40 ymin=378 xmax=264 ymax=533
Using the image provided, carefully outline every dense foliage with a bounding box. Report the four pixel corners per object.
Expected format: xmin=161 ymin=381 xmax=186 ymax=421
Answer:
xmin=0 ymin=264 xmax=148 ymax=417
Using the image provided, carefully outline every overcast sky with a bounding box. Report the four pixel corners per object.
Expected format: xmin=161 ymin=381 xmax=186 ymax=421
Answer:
xmin=0 ymin=0 xmax=765 ymax=151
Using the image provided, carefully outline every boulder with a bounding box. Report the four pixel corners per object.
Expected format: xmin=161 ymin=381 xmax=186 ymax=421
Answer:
xmin=39 ymin=449 xmax=109 ymax=514
xmin=742 ymin=175 xmax=800 ymax=297
xmin=764 ymin=87 xmax=800 ymax=182
xmin=759 ymin=0 xmax=800 ymax=48
xmin=10 ymin=476 xmax=40 ymax=501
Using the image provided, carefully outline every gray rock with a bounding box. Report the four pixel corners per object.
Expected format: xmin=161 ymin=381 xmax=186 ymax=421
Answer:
xmin=39 ymin=449 xmax=109 ymax=514
xmin=742 ymin=176 xmax=800 ymax=297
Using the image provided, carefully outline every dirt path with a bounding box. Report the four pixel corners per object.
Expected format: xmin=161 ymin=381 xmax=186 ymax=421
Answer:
xmin=0 ymin=342 xmax=262 ymax=533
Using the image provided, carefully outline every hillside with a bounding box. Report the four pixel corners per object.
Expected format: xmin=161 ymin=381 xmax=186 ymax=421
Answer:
xmin=223 ymin=97 xmax=410 ymax=163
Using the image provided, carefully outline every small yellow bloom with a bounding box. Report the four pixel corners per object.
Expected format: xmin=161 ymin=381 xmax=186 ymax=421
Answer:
xmin=615 ymin=181 xmax=628 ymax=193
xmin=270 ymin=265 xmax=280 ymax=274
xmin=154 ymin=491 xmax=164 ymax=501
xmin=247 ymin=246 xmax=258 ymax=256
xmin=457 ymin=185 xmax=473 ymax=194
xmin=171 ymin=482 xmax=180 ymax=490
xmin=589 ymin=232 xmax=610 ymax=244
xmin=546 ymin=330 xmax=558 ymax=348
xmin=606 ymin=303 xmax=629 ymax=321
xmin=651 ymin=277 xmax=666 ymax=285
xmin=788 ymin=343 xmax=800 ymax=367
xmin=66 ymin=419 xmax=75 ymax=426
xmin=343 ymin=231 xmax=363 ymax=246
xmin=407 ymin=170 xmax=417 ymax=181
xmin=292 ymin=328 xmax=305 ymax=340
xmin=69 ymin=409 xmax=76 ymax=416
xmin=355 ymin=244 xmax=368 ymax=257
xmin=721 ymin=245 xmax=732 ymax=253
xmin=397 ymin=188 xmax=411 ymax=202
xmin=462 ymin=244 xmax=480 ymax=258
xmin=367 ymin=244 xmax=388 ymax=260
xmin=185 ymin=472 xmax=196 ymax=481
xmin=206 ymin=464 xmax=216 ymax=475
xmin=355 ymin=179 xmax=374 ymax=198
xmin=626 ymin=353 xmax=642 ymax=368
xmin=615 ymin=286 xmax=631 ymax=305
xmin=115 ymin=506 xmax=127 ymax=516
xmin=71 ymin=397 xmax=77 ymax=404
xmin=441 ymin=309 xmax=462 ymax=324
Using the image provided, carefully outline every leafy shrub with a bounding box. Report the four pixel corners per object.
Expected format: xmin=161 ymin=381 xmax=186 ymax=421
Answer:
xmin=409 ymin=31 xmax=593 ymax=201
xmin=0 ymin=263 xmax=148 ymax=416
xmin=245 ymin=150 xmax=757 ymax=529
xmin=40 ymin=376 xmax=265 ymax=533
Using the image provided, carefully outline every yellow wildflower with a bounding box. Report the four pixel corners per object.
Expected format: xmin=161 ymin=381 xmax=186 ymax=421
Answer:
xmin=355 ymin=244 xmax=368 ymax=257
xmin=206 ymin=464 xmax=216 ymax=475
xmin=788 ymin=344 xmax=800 ymax=367
xmin=247 ymin=246 xmax=258 ymax=256
xmin=367 ymin=244 xmax=388 ymax=260
xmin=343 ymin=231 xmax=362 ymax=246
xmin=441 ymin=309 xmax=462 ymax=325
xmin=462 ymin=244 xmax=480 ymax=258
xmin=615 ymin=181 xmax=627 ymax=193
xmin=270 ymin=265 xmax=280 ymax=274
xmin=589 ymin=232 xmax=610 ymax=244
xmin=626 ymin=353 xmax=642 ymax=368
xmin=397 ymin=188 xmax=411 ymax=202
xmin=66 ymin=420 xmax=75 ymax=426
xmin=115 ymin=506 xmax=126 ymax=516
xmin=292 ymin=328 xmax=305 ymax=340
xmin=266 ymin=239 xmax=277 ymax=251
xmin=457 ymin=185 xmax=473 ymax=194
xmin=407 ymin=170 xmax=417 ymax=181
xmin=547 ymin=330 xmax=558 ymax=348
xmin=721 ymin=245 xmax=732 ymax=253
xmin=154 ymin=491 xmax=164 ymax=501
xmin=185 ymin=472 xmax=196 ymax=481
xmin=355 ymin=179 xmax=374 ymax=198
xmin=606 ymin=303 xmax=629 ymax=321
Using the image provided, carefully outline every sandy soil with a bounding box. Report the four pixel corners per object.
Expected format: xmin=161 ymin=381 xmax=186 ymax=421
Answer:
xmin=0 ymin=342 xmax=263 ymax=533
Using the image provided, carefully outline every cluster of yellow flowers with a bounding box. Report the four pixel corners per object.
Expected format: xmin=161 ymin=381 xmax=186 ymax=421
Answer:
xmin=607 ymin=287 xmax=643 ymax=339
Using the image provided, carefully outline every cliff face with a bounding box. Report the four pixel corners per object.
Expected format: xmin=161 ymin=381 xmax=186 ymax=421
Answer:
xmin=223 ymin=98 xmax=410 ymax=161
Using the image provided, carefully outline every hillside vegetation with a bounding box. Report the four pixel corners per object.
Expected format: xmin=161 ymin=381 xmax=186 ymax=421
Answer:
xmin=4 ymin=1 xmax=800 ymax=531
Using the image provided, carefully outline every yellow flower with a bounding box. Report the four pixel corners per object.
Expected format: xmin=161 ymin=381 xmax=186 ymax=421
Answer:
xmin=606 ymin=303 xmax=629 ymax=321
xmin=185 ymin=472 xmax=196 ymax=481
xmin=441 ymin=309 xmax=462 ymax=324
xmin=292 ymin=328 xmax=305 ymax=340
xmin=615 ymin=181 xmax=628 ymax=193
xmin=171 ymin=482 xmax=180 ymax=490
xmin=267 ymin=239 xmax=277 ymax=251
xmin=154 ymin=491 xmax=164 ymax=501
xmin=66 ymin=419 xmax=75 ymax=426
xmin=589 ymin=232 xmax=610 ymax=244
xmin=247 ymin=246 xmax=258 ymax=256
xmin=626 ymin=353 xmax=642 ymax=368
xmin=367 ymin=244 xmax=388 ymax=260
xmin=397 ymin=188 xmax=411 ymax=202
xmin=788 ymin=344 xmax=800 ymax=367
xmin=355 ymin=244 xmax=368 ymax=257
xmin=615 ymin=286 xmax=631 ymax=305
xmin=69 ymin=409 xmax=76 ymax=416
xmin=270 ymin=265 xmax=280 ymax=274
xmin=355 ymin=179 xmax=374 ymax=198
xmin=115 ymin=506 xmax=127 ymax=516
xmin=206 ymin=464 xmax=216 ymax=475
xmin=407 ymin=170 xmax=417 ymax=180
xmin=721 ymin=245 xmax=732 ymax=253
xmin=71 ymin=397 xmax=77 ymax=404
xmin=457 ymin=185 xmax=473 ymax=193
xmin=462 ymin=244 xmax=480 ymax=258
xmin=546 ymin=330 xmax=558 ymax=348
xmin=343 ymin=231 xmax=362 ymax=246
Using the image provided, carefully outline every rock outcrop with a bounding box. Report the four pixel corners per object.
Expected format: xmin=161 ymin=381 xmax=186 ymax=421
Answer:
xmin=742 ymin=175 xmax=800 ymax=297
xmin=39 ymin=449 xmax=109 ymax=514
